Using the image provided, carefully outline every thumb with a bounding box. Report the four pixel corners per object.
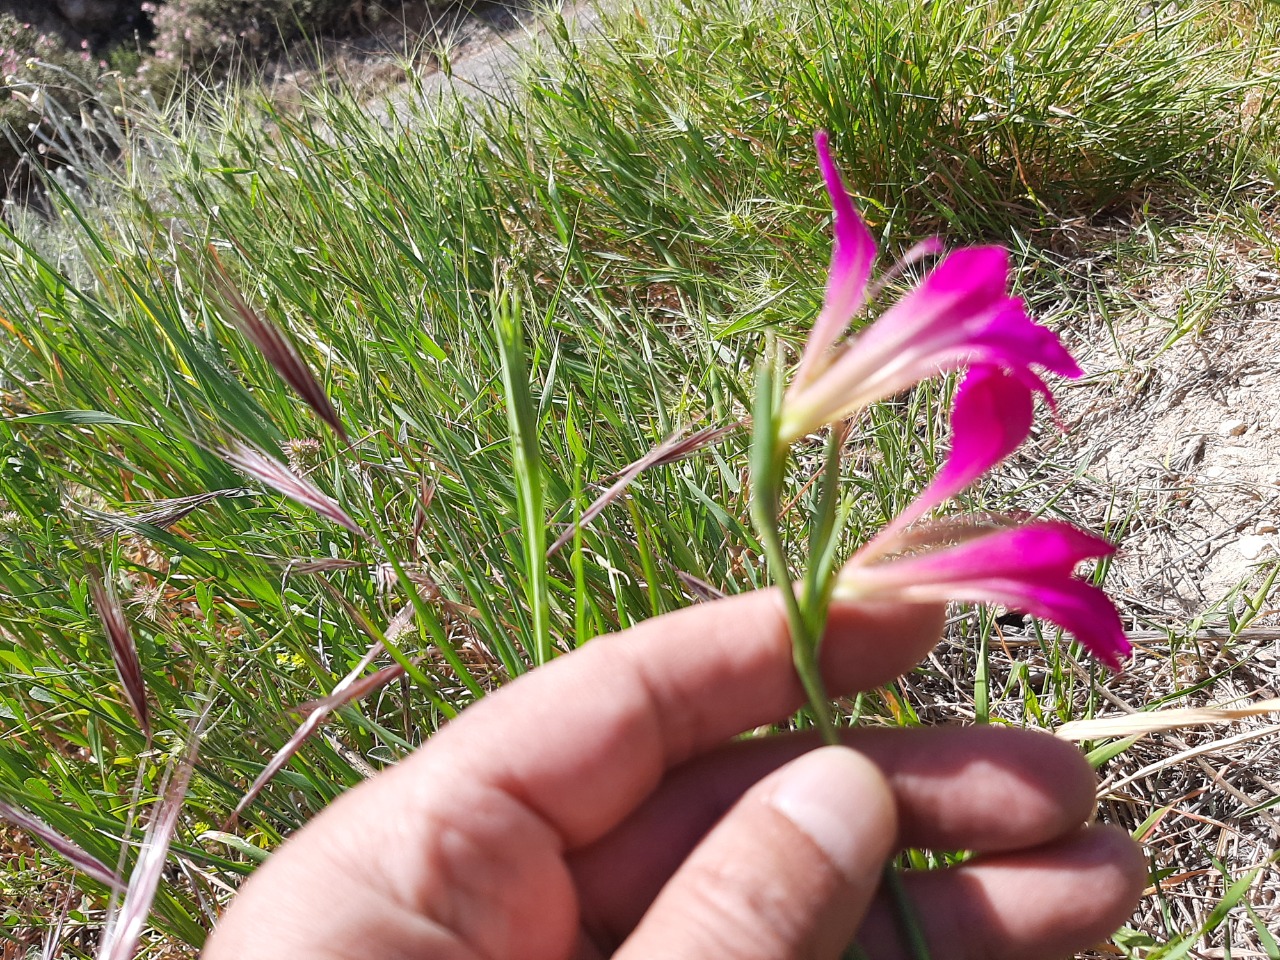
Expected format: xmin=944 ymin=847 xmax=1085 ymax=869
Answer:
xmin=614 ymin=745 xmax=897 ymax=960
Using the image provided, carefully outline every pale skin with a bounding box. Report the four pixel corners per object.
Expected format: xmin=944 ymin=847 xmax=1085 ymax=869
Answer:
xmin=203 ymin=592 xmax=1146 ymax=960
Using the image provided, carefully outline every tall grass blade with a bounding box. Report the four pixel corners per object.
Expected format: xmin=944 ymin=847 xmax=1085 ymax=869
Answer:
xmin=41 ymin=887 xmax=74 ymax=960
xmin=495 ymin=288 xmax=551 ymax=665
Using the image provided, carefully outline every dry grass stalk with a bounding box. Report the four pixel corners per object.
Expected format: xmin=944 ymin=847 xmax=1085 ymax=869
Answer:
xmin=296 ymin=664 xmax=406 ymax=718
xmin=1058 ymin=699 xmax=1280 ymax=740
xmin=206 ymin=250 xmax=349 ymax=443
xmin=1097 ymin=723 xmax=1280 ymax=800
xmin=283 ymin=557 xmax=366 ymax=575
xmin=221 ymin=442 xmax=364 ymax=537
xmin=88 ymin=574 xmax=152 ymax=745
xmin=99 ymin=714 xmax=204 ymax=960
xmin=0 ymin=799 xmax=121 ymax=891
xmin=40 ymin=887 xmax=74 ymax=960
xmin=82 ymin=489 xmax=247 ymax=538
xmin=228 ymin=600 xmax=419 ymax=824
xmin=547 ymin=421 xmax=743 ymax=556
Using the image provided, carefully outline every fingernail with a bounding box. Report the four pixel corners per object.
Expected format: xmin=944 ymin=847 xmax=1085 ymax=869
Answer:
xmin=767 ymin=746 xmax=887 ymax=883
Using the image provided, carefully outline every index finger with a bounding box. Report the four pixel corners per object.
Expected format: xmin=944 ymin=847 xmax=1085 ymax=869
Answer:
xmin=207 ymin=592 xmax=945 ymax=960
xmin=395 ymin=590 xmax=944 ymax=847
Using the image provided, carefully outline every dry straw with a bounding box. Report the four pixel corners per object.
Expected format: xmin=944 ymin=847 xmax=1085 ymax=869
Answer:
xmin=1057 ymin=698 xmax=1280 ymax=740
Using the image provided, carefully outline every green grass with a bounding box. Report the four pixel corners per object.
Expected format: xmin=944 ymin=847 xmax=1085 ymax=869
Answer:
xmin=0 ymin=0 xmax=1277 ymax=953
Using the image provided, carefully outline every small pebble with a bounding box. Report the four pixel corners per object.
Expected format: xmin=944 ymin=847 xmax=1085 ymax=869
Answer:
xmin=1218 ymin=417 xmax=1248 ymax=437
xmin=1235 ymin=534 xmax=1274 ymax=560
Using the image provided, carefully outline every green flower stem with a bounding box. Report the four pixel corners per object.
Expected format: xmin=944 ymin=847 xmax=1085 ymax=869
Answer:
xmin=884 ymin=861 xmax=932 ymax=960
xmin=749 ymin=345 xmax=838 ymax=746
xmin=750 ymin=342 xmax=929 ymax=960
xmin=752 ymin=498 xmax=838 ymax=746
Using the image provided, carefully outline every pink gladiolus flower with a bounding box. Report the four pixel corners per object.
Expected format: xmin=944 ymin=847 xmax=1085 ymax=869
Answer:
xmin=836 ymin=520 xmax=1130 ymax=670
xmin=791 ymin=130 xmax=878 ymax=392
xmin=840 ymin=364 xmax=1129 ymax=669
xmin=779 ymin=132 xmax=1083 ymax=443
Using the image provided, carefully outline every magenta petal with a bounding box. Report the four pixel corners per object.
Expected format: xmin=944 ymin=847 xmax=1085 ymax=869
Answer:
xmin=816 ymin=131 xmax=876 ymax=319
xmin=794 ymin=131 xmax=878 ymax=387
xmin=947 ymin=366 xmax=1036 ymax=478
xmin=973 ymin=301 xmax=1083 ymax=380
xmin=853 ymin=251 xmax=1080 ymax=388
xmin=914 ymin=245 xmax=1010 ymax=306
xmin=928 ymin=366 xmax=1033 ymax=508
xmin=879 ymin=366 xmax=1034 ymax=535
xmin=854 ymin=246 xmax=1013 ymax=359
xmin=979 ymin=577 xmax=1131 ymax=671
xmin=841 ymin=521 xmax=1128 ymax=669
xmin=896 ymin=521 xmax=1117 ymax=580
xmin=855 ymin=522 xmax=1116 ymax=591
xmin=780 ymin=174 xmax=1084 ymax=440
xmin=853 ymin=299 xmax=1080 ymax=415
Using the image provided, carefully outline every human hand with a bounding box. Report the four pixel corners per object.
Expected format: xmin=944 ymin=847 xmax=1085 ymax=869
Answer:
xmin=202 ymin=592 xmax=1144 ymax=959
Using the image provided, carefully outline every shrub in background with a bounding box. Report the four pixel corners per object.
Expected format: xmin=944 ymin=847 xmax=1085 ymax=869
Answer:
xmin=142 ymin=0 xmax=367 ymax=84
xmin=1 ymin=1 xmax=407 ymax=186
xmin=0 ymin=15 xmax=112 ymax=197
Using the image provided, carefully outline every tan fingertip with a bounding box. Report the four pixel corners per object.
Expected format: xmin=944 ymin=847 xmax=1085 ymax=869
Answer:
xmin=767 ymin=746 xmax=897 ymax=884
xmin=1084 ymin=824 xmax=1148 ymax=928
xmin=614 ymin=745 xmax=897 ymax=959
xmin=856 ymin=823 xmax=1147 ymax=960
xmin=821 ymin=601 xmax=947 ymax=693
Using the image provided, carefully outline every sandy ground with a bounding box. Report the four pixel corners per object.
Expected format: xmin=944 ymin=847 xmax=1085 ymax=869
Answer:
xmin=1054 ymin=233 xmax=1280 ymax=625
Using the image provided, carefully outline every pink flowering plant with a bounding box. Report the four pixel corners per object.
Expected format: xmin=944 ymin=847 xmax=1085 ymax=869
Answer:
xmin=750 ymin=131 xmax=1130 ymax=746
